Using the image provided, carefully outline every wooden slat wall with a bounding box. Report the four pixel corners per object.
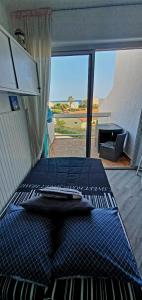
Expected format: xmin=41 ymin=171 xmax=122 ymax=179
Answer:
xmin=0 ymin=110 xmax=32 ymax=211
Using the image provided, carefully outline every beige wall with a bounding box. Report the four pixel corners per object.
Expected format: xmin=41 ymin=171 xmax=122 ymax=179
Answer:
xmin=1 ymin=2 xmax=142 ymax=47
xmin=99 ymin=49 xmax=142 ymax=159
xmin=52 ymin=5 xmax=142 ymax=47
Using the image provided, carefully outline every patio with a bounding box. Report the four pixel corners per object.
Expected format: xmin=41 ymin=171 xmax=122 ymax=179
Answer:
xmin=49 ymin=137 xmax=130 ymax=168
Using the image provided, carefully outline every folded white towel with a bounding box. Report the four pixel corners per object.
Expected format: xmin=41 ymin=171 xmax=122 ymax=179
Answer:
xmin=38 ymin=186 xmax=83 ymax=200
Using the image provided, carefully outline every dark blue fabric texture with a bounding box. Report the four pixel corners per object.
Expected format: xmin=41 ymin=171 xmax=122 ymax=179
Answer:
xmin=0 ymin=206 xmax=142 ymax=287
xmin=52 ymin=208 xmax=142 ymax=286
xmin=22 ymin=158 xmax=111 ymax=194
xmin=0 ymin=205 xmax=53 ymax=285
xmin=1 ymin=158 xmax=142 ymax=289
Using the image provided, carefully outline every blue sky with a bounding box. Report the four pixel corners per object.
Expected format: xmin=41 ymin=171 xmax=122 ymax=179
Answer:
xmin=50 ymin=51 xmax=116 ymax=101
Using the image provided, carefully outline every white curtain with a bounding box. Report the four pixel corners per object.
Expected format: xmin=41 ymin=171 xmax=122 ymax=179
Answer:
xmin=13 ymin=9 xmax=52 ymax=164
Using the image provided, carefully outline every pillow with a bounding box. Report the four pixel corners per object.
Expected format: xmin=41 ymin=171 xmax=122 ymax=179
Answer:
xmin=52 ymin=208 xmax=142 ymax=286
xmin=0 ymin=205 xmax=53 ymax=285
xmin=21 ymin=195 xmax=94 ymax=215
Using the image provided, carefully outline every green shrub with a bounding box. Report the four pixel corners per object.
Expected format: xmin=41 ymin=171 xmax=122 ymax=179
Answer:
xmin=55 ymin=126 xmax=85 ymax=137
xmin=56 ymin=119 xmax=66 ymax=127
xmin=52 ymin=109 xmax=62 ymax=114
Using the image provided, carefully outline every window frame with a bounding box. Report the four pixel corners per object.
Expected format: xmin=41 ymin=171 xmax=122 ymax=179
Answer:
xmin=51 ymin=40 xmax=142 ymax=158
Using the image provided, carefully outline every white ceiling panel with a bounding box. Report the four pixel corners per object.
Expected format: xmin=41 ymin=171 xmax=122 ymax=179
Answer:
xmin=3 ymin=0 xmax=142 ymax=12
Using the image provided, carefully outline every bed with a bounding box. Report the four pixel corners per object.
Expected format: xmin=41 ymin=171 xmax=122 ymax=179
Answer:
xmin=0 ymin=157 xmax=142 ymax=300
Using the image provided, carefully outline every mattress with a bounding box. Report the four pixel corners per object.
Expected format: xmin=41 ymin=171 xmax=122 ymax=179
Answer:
xmin=0 ymin=157 xmax=142 ymax=300
xmin=3 ymin=157 xmax=116 ymax=211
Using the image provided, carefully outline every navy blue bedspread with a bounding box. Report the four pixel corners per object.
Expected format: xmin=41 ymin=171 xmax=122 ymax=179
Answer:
xmin=21 ymin=157 xmax=111 ymax=195
xmin=0 ymin=158 xmax=142 ymax=294
xmin=0 ymin=205 xmax=53 ymax=285
xmin=0 ymin=205 xmax=142 ymax=286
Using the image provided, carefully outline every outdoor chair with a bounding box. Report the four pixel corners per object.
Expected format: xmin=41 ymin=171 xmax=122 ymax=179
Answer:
xmin=99 ymin=132 xmax=128 ymax=161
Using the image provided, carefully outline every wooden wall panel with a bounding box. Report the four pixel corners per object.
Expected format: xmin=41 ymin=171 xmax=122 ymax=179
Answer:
xmin=0 ymin=110 xmax=32 ymax=211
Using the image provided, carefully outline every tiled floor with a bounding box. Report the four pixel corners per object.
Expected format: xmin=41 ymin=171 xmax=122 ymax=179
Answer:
xmin=49 ymin=137 xmax=130 ymax=168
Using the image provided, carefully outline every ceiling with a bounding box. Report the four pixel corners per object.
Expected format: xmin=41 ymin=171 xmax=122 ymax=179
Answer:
xmin=3 ymin=0 xmax=142 ymax=12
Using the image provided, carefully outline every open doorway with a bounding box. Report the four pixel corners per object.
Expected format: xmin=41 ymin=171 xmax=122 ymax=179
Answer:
xmin=48 ymin=49 xmax=142 ymax=169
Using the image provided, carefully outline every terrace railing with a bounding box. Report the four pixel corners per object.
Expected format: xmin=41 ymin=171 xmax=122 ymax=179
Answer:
xmin=53 ymin=112 xmax=111 ymax=138
xmin=48 ymin=112 xmax=111 ymax=157
xmin=54 ymin=112 xmax=111 ymax=119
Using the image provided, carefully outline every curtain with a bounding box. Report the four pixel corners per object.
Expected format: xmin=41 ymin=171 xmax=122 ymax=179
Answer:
xmin=12 ymin=9 xmax=52 ymax=164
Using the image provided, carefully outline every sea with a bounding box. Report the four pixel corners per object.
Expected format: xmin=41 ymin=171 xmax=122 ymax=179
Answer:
xmin=50 ymin=99 xmax=82 ymax=104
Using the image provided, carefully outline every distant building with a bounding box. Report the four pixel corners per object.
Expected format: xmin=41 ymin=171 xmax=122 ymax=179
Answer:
xmin=70 ymin=102 xmax=79 ymax=109
xmin=49 ymin=99 xmax=81 ymax=108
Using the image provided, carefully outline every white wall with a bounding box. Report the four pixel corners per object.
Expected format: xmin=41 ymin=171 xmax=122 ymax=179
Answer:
xmin=0 ymin=2 xmax=32 ymax=212
xmin=99 ymin=49 xmax=142 ymax=159
xmin=0 ymin=92 xmax=32 ymax=212
xmin=137 ymin=137 xmax=142 ymax=165
xmin=0 ymin=1 xmax=11 ymax=32
xmin=48 ymin=121 xmax=55 ymax=145
xmin=52 ymin=5 xmax=142 ymax=47
xmin=0 ymin=92 xmax=24 ymax=113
